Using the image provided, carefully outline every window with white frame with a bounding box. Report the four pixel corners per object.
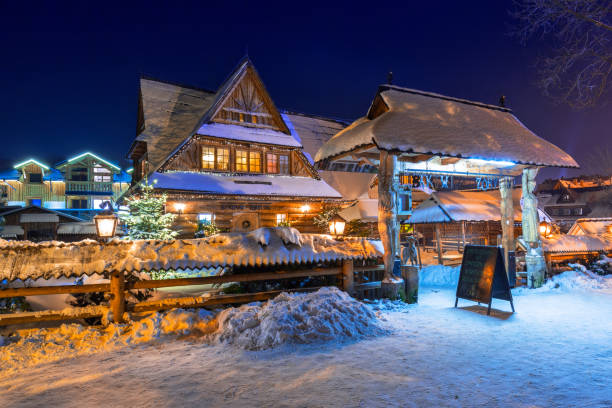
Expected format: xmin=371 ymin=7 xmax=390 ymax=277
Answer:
xmin=276 ymin=213 xmax=287 ymax=225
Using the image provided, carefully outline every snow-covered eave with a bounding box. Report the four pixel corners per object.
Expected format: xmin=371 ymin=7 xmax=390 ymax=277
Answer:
xmin=156 ymin=188 xmax=343 ymax=200
xmin=0 ymin=228 xmax=383 ymax=282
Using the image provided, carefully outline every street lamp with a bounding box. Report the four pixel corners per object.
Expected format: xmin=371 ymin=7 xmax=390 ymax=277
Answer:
xmin=94 ymin=201 xmax=118 ymax=240
xmin=539 ymin=221 xmax=552 ymax=238
xmin=328 ymin=214 xmax=346 ymax=237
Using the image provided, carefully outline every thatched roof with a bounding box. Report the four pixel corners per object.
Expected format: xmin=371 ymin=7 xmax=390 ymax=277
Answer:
xmin=315 ymin=85 xmax=578 ymax=169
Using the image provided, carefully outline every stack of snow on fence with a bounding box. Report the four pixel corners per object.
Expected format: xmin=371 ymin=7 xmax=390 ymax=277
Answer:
xmin=0 ymin=227 xmax=383 ymax=282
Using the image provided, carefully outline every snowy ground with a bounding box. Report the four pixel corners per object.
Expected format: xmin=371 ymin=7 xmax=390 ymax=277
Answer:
xmin=1 ymin=268 xmax=612 ymax=407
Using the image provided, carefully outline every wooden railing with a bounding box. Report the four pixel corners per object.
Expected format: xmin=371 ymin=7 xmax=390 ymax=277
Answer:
xmin=65 ymin=181 xmax=113 ymax=194
xmin=0 ymin=260 xmax=375 ymax=327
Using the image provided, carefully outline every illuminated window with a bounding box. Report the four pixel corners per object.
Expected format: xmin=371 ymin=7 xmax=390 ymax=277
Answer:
xmin=93 ymin=165 xmax=112 ymax=182
xmin=202 ymin=147 xmax=215 ymax=169
xmin=249 ymin=151 xmax=262 ymax=172
xmin=236 ymin=150 xmax=248 ymax=172
xmin=267 ymin=153 xmax=278 ymax=173
xmin=276 ymin=213 xmax=287 ymax=225
xmin=198 ymin=213 xmax=213 ymax=223
xmin=216 ymin=148 xmax=229 ymax=170
xmin=279 ymin=155 xmax=289 ymax=174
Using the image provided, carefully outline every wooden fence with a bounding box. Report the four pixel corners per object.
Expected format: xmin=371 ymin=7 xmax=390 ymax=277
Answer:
xmin=0 ymin=260 xmax=385 ymax=327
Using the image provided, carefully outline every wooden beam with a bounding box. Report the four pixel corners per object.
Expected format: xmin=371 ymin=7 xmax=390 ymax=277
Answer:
xmin=128 ymin=267 xmax=341 ymax=290
xmin=398 ymin=154 xmax=433 ymax=163
xmin=130 ymin=287 xmax=323 ymax=313
xmin=0 ymin=306 xmax=107 ymax=326
xmin=441 ymin=157 xmax=461 ymax=165
xmin=0 ymin=283 xmax=110 ymax=299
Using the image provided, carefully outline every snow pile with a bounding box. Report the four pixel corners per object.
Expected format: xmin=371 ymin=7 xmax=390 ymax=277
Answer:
xmin=1 ymin=288 xmax=387 ymax=370
xmin=0 ymin=308 xmax=215 ymax=373
xmin=419 ymin=265 xmax=460 ymax=287
xmin=212 ymin=287 xmax=386 ymax=350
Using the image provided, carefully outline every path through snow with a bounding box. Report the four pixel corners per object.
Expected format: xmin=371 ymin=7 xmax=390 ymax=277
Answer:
xmin=1 ymin=272 xmax=612 ymax=407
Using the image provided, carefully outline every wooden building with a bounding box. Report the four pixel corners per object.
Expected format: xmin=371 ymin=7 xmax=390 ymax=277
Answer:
xmin=0 ymin=153 xmax=131 ymax=213
xmin=125 ymin=58 xmax=344 ymax=237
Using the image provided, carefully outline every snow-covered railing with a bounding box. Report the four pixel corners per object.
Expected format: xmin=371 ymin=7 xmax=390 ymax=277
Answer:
xmin=0 ymin=227 xmax=383 ymax=282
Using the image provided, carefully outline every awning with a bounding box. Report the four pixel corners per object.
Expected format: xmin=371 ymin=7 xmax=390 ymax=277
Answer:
xmin=19 ymin=214 xmax=60 ymax=223
xmin=57 ymin=222 xmax=97 ymax=235
xmin=0 ymin=225 xmax=25 ymax=237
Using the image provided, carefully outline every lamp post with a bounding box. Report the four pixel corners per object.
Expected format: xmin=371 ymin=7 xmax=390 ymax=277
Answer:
xmin=328 ymin=214 xmax=346 ymax=237
xmin=93 ymin=201 xmax=119 ymax=241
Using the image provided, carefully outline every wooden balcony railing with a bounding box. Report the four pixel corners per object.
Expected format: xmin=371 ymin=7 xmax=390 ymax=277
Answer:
xmin=65 ymin=181 xmax=113 ymax=195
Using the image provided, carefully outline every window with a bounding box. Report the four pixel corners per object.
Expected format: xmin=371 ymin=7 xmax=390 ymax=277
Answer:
xmin=93 ymin=166 xmax=112 ymax=182
xmin=276 ymin=213 xmax=287 ymax=225
xmin=249 ymin=152 xmax=261 ymax=172
xmin=28 ymin=198 xmax=42 ymax=206
xmin=28 ymin=173 xmax=42 ymax=183
xmin=202 ymin=147 xmax=215 ymax=170
xmin=71 ymin=198 xmax=88 ymax=209
xmin=573 ymin=207 xmax=583 ymax=216
xmin=236 ymin=150 xmax=248 ymax=172
xmin=279 ymin=155 xmax=289 ymax=174
xmin=70 ymin=167 xmax=88 ymax=181
xmin=267 ymin=154 xmax=278 ymax=173
xmin=216 ymin=148 xmax=229 ymax=170
xmin=198 ymin=213 xmax=213 ymax=223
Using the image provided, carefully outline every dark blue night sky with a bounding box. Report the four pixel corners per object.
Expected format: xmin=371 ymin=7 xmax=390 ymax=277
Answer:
xmin=0 ymin=1 xmax=609 ymax=179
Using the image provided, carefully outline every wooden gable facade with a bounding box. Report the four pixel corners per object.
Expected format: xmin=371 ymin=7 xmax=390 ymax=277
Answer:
xmin=130 ymin=58 xmax=344 ymax=237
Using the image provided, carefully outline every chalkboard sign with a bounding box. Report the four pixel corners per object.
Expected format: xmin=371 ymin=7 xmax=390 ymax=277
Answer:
xmin=454 ymin=245 xmax=515 ymax=315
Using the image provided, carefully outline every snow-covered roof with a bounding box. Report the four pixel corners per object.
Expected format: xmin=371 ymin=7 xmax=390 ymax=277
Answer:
xmin=134 ymin=77 xmax=217 ymax=169
xmin=315 ymin=85 xmax=578 ymax=169
xmin=318 ymin=171 xmax=376 ymax=200
xmin=196 ymin=121 xmax=301 ymax=147
xmin=0 ymin=228 xmax=382 ymax=281
xmin=567 ymin=218 xmax=612 ymax=236
xmin=409 ymin=189 xmax=525 ymax=223
xmin=150 ymin=171 xmax=342 ymax=199
xmin=542 ymin=234 xmax=612 ymax=253
xmin=0 ymin=205 xmax=83 ymax=222
xmin=339 ymin=199 xmax=378 ymax=222
xmin=283 ymin=112 xmax=349 ymax=160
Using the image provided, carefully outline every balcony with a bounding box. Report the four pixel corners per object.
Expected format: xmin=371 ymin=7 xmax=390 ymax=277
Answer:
xmin=65 ymin=181 xmax=113 ymax=196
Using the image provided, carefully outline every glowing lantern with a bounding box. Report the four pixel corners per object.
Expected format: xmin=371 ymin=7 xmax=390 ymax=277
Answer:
xmin=300 ymin=204 xmax=311 ymax=213
xmin=539 ymin=221 xmax=552 ymax=237
xmin=93 ymin=201 xmax=118 ymax=239
xmin=328 ymin=215 xmax=346 ymax=236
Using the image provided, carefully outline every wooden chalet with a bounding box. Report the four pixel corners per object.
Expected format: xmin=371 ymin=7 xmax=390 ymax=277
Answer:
xmin=126 ymin=58 xmax=344 ymax=237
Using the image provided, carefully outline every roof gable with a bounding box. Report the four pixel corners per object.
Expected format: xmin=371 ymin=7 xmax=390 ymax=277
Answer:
xmin=56 ymin=152 xmax=121 ymax=172
xmin=209 ymin=61 xmax=289 ymax=134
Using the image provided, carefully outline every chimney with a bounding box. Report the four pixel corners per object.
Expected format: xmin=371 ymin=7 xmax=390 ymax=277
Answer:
xmin=499 ymin=95 xmax=506 ymax=107
xmin=387 ymin=71 xmax=393 ymax=85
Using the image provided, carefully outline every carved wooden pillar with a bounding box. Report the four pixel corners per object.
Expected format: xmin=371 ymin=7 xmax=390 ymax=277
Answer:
xmin=377 ymin=151 xmax=400 ymax=283
xmin=522 ymin=167 xmax=546 ymax=287
xmin=499 ymin=177 xmax=514 ymax=274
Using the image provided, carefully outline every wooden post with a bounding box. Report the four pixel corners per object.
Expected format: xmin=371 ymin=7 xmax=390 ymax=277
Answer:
xmin=377 ymin=151 xmax=400 ymax=281
xmin=341 ymin=259 xmax=354 ymax=295
xmin=522 ymin=167 xmax=546 ymax=287
xmin=435 ymin=223 xmax=443 ymax=265
xmin=110 ymin=270 xmax=126 ymax=323
xmin=499 ymin=177 xmax=515 ymax=275
xmin=461 ymin=221 xmax=467 ymax=251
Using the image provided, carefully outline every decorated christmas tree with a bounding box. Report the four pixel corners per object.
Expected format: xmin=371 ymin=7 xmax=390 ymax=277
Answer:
xmin=120 ymin=180 xmax=178 ymax=240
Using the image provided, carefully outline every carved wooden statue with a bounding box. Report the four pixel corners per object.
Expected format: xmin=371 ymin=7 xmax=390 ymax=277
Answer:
xmin=377 ymin=151 xmax=401 ymax=283
xmin=522 ymin=167 xmax=546 ymax=287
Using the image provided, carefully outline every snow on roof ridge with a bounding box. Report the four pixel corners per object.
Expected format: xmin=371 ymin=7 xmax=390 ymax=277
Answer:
xmin=380 ymin=84 xmax=512 ymax=113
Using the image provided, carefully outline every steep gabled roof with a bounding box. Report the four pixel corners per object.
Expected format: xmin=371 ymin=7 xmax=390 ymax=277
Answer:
xmin=131 ymin=75 xmax=217 ymax=169
xmin=315 ymin=85 xmax=579 ymax=169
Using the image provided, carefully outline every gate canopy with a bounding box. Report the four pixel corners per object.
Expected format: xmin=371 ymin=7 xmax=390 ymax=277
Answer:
xmin=315 ymin=85 xmax=578 ymax=176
